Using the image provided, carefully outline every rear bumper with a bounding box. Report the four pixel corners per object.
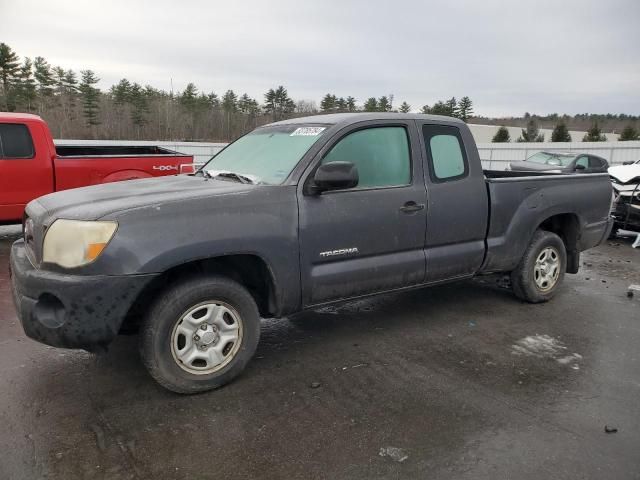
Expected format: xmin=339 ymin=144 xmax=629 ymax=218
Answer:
xmin=10 ymin=239 xmax=158 ymax=351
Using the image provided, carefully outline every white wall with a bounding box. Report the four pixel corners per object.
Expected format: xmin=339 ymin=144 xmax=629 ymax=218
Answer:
xmin=56 ymin=138 xmax=640 ymax=172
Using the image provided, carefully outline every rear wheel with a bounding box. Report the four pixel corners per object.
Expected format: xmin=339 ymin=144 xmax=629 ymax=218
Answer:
xmin=511 ymin=230 xmax=566 ymax=303
xmin=140 ymin=275 xmax=260 ymax=394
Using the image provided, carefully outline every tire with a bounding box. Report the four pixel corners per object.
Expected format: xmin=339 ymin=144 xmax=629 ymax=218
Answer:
xmin=510 ymin=229 xmax=566 ymax=303
xmin=140 ymin=275 xmax=260 ymax=394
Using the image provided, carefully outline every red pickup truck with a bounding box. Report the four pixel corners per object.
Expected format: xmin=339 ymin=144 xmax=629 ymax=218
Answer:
xmin=0 ymin=113 xmax=194 ymax=223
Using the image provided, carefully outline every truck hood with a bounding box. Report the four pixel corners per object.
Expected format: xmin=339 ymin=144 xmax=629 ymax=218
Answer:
xmin=608 ymin=164 xmax=640 ymax=184
xmin=29 ymin=175 xmax=255 ymax=223
xmin=509 ymin=161 xmax=568 ymax=172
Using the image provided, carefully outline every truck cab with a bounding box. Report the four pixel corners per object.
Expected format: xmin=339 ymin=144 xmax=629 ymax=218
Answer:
xmin=0 ymin=113 xmax=55 ymax=222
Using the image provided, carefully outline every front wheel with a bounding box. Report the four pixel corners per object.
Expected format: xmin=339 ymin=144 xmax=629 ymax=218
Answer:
xmin=140 ymin=275 xmax=260 ymax=394
xmin=511 ymin=230 xmax=567 ymax=303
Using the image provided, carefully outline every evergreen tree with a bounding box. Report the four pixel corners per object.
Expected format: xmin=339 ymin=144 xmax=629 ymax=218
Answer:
xmin=363 ymin=97 xmax=378 ymax=112
xmin=446 ymin=97 xmax=457 ymax=117
xmin=429 ymin=101 xmax=450 ymax=116
xmin=207 ymin=92 xmax=221 ymax=109
xmin=238 ymin=93 xmax=259 ymax=115
xmin=320 ymin=93 xmax=336 ymax=112
xmin=0 ymin=42 xmax=20 ymax=110
xmin=111 ymin=78 xmax=132 ymax=106
xmin=346 ymin=96 xmax=357 ymax=112
xmin=551 ymin=122 xmax=571 ymax=142
xmin=78 ymin=69 xmax=101 ymax=127
xmin=420 ymin=105 xmax=431 ymax=114
xmin=582 ymin=121 xmax=607 ymax=142
xmin=196 ymin=92 xmax=212 ymax=111
xmin=492 ymin=126 xmax=511 ymax=143
xmin=517 ymin=119 xmax=544 ymax=142
xmin=378 ymin=96 xmax=391 ymax=112
xmin=399 ymin=101 xmax=411 ymax=113
xmin=179 ymin=83 xmax=199 ymax=112
xmin=618 ymin=124 xmax=639 ymax=141
xmin=222 ymin=89 xmax=238 ymax=113
xmin=63 ymin=69 xmax=78 ymax=95
xmin=335 ymin=97 xmax=347 ymax=111
xmin=62 ymin=69 xmax=78 ymax=114
xmin=457 ymin=96 xmax=473 ymax=122
xmin=263 ymin=86 xmax=294 ymax=120
xmin=53 ymin=66 xmax=66 ymax=94
xmin=128 ymin=83 xmax=149 ymax=131
xmin=16 ymin=58 xmax=36 ymax=111
xmin=33 ymin=56 xmax=55 ymax=98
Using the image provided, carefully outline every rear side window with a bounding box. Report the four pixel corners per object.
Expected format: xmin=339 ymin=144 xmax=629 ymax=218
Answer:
xmin=0 ymin=123 xmax=35 ymax=159
xmin=576 ymin=156 xmax=589 ymax=168
xmin=589 ymin=156 xmax=604 ymax=168
xmin=423 ymin=125 xmax=468 ymax=181
xmin=322 ymin=126 xmax=411 ymax=188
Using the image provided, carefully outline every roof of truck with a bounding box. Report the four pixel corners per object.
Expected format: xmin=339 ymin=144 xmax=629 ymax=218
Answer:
xmin=267 ymin=112 xmax=465 ymax=127
xmin=0 ymin=112 xmax=44 ymax=122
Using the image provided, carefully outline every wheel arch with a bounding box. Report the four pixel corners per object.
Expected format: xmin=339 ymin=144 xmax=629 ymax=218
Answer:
xmin=120 ymin=253 xmax=279 ymax=334
xmin=536 ymin=212 xmax=581 ymax=273
xmin=102 ymin=169 xmax=153 ymax=183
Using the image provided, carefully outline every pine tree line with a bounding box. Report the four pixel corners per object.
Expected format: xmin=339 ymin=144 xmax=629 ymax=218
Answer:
xmin=492 ymin=118 xmax=640 ymax=143
xmin=2 ymin=42 xmax=637 ymax=142
xmin=0 ymin=43 xmax=480 ymax=141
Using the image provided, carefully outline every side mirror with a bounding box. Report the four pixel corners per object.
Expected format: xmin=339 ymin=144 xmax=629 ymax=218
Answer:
xmin=574 ymin=164 xmax=586 ymax=171
xmin=309 ymin=161 xmax=358 ymax=194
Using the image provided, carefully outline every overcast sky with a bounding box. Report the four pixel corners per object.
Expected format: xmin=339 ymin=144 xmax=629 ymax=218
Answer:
xmin=2 ymin=0 xmax=639 ymax=117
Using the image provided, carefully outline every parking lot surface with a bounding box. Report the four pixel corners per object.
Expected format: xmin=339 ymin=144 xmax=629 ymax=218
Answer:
xmin=1 ymin=225 xmax=639 ymax=480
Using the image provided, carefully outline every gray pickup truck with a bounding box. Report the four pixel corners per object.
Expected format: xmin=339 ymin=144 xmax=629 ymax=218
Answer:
xmin=10 ymin=113 xmax=613 ymax=393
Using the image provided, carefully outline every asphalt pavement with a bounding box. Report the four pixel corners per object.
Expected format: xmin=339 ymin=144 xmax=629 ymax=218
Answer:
xmin=0 ymin=224 xmax=639 ymax=480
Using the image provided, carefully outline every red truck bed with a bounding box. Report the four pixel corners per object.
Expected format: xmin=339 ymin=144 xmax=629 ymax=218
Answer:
xmin=0 ymin=113 xmax=194 ymax=223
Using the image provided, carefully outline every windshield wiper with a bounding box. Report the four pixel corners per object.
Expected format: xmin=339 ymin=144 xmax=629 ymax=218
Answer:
xmin=204 ymin=170 xmax=258 ymax=184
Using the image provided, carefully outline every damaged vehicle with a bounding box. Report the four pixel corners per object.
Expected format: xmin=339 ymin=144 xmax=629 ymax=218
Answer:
xmin=10 ymin=113 xmax=613 ymax=393
xmin=609 ymin=160 xmax=640 ymax=234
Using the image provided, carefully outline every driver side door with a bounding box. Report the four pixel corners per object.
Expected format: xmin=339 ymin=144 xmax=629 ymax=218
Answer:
xmin=297 ymin=121 xmax=427 ymax=307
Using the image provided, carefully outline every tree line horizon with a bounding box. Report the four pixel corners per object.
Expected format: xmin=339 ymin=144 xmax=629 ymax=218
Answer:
xmin=1 ymin=42 xmax=638 ymax=142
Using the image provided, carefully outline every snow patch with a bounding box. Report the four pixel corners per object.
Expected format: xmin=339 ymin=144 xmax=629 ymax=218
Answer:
xmin=511 ymin=334 xmax=566 ymax=358
xmin=379 ymin=446 xmax=409 ymax=463
xmin=511 ymin=334 xmax=582 ymax=369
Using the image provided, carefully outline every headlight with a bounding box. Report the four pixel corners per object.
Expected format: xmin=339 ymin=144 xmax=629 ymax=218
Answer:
xmin=43 ymin=219 xmax=118 ymax=268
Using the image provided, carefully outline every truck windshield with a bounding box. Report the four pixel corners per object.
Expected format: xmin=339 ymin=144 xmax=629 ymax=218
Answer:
xmin=526 ymin=152 xmax=576 ymax=167
xmin=202 ymin=125 xmax=328 ymax=185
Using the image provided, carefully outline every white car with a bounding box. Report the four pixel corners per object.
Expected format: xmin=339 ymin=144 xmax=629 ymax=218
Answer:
xmin=608 ymin=160 xmax=640 ymax=234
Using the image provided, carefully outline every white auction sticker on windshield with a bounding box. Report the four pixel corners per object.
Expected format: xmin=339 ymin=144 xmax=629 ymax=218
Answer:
xmin=290 ymin=127 xmax=326 ymax=136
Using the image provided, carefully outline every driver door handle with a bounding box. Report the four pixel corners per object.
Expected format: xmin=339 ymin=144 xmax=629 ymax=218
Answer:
xmin=399 ymin=201 xmax=425 ymax=213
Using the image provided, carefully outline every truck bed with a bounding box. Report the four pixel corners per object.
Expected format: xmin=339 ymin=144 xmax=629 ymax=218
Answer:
xmin=55 ymin=145 xmax=187 ymax=158
xmin=481 ymin=172 xmax=612 ymax=273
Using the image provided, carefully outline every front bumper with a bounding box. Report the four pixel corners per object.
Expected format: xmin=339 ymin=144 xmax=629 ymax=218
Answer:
xmin=9 ymin=239 xmax=158 ymax=351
